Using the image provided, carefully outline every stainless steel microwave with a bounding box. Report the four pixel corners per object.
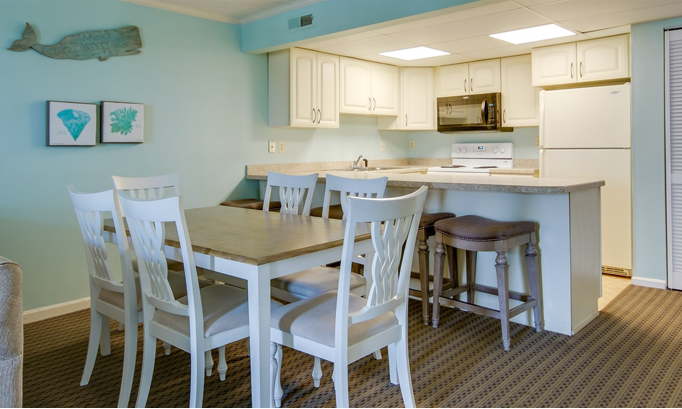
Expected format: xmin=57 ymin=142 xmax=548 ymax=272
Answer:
xmin=437 ymin=93 xmax=512 ymax=133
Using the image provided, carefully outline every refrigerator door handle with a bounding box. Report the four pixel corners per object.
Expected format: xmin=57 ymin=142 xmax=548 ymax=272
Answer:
xmin=539 ymin=90 xmax=546 ymax=148
xmin=539 ymin=149 xmax=545 ymax=178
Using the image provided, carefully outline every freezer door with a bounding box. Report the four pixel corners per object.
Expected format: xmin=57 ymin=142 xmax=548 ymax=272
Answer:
xmin=540 ymin=84 xmax=631 ymax=149
xmin=540 ymin=148 xmax=632 ymax=270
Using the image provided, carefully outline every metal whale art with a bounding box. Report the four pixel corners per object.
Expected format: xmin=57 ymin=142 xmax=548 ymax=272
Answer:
xmin=8 ymin=23 xmax=142 ymax=61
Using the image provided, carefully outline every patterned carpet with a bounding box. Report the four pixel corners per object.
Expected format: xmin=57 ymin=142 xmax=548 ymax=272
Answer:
xmin=23 ymin=285 xmax=682 ymax=407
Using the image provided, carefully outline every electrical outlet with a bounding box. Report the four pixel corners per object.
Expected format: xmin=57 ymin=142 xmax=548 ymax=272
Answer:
xmin=536 ymin=137 xmax=540 ymax=147
xmin=279 ymin=141 xmax=285 ymax=153
xmin=409 ymin=140 xmax=415 ymax=150
xmin=268 ymin=141 xmax=276 ymax=153
xmin=381 ymin=141 xmax=386 ymax=152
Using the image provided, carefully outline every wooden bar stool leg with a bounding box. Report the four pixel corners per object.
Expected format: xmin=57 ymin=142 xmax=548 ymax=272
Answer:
xmin=418 ymin=236 xmax=431 ymax=326
xmin=432 ymin=239 xmax=446 ymax=329
xmin=445 ymin=245 xmax=458 ymax=289
xmin=526 ymin=239 xmax=543 ymax=332
xmin=495 ymin=252 xmax=511 ymax=351
xmin=466 ymin=251 xmax=477 ymax=304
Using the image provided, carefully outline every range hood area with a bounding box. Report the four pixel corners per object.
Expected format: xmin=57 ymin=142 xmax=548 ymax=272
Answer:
xmin=437 ymin=93 xmax=513 ymax=133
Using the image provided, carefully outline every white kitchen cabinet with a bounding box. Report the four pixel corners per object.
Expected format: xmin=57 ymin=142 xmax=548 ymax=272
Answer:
xmin=577 ymin=35 xmax=629 ymax=83
xmin=532 ymin=35 xmax=630 ymax=86
xmin=501 ymin=55 xmax=540 ymax=127
xmin=469 ymin=59 xmax=500 ymax=94
xmin=340 ymin=57 xmax=400 ymax=116
xmin=436 ymin=63 xmax=469 ymax=97
xmin=378 ymin=67 xmax=435 ymax=130
xmin=269 ymin=48 xmax=339 ymax=128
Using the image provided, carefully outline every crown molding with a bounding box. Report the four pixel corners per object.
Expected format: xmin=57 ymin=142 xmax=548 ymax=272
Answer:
xmin=119 ymin=0 xmax=242 ymax=24
xmin=239 ymin=0 xmax=327 ymax=24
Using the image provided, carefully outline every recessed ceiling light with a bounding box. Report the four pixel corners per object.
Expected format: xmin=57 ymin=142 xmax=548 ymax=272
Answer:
xmin=490 ymin=24 xmax=575 ymax=45
xmin=379 ymin=46 xmax=450 ymax=61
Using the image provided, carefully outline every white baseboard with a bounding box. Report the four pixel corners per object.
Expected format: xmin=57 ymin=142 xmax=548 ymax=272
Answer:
xmin=571 ymin=310 xmax=600 ymax=335
xmin=631 ymin=276 xmax=668 ymax=290
xmin=23 ymin=297 xmax=90 ymax=324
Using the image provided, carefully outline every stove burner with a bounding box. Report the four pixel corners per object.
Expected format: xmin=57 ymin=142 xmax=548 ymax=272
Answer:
xmin=441 ymin=165 xmax=465 ymax=168
xmin=474 ymin=166 xmax=498 ymax=169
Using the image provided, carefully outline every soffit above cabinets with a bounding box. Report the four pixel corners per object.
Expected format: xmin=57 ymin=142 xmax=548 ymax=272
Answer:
xmin=300 ymin=0 xmax=682 ymax=67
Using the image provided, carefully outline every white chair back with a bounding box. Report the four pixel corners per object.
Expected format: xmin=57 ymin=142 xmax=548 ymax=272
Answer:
xmin=67 ymin=186 xmax=133 ymax=295
xmin=111 ymin=173 xmax=180 ymax=216
xmin=263 ymin=171 xmax=318 ymax=215
xmin=336 ymin=186 xmax=428 ymax=345
xmin=117 ymin=193 xmax=201 ymax=325
xmin=322 ymin=175 xmax=388 ymax=220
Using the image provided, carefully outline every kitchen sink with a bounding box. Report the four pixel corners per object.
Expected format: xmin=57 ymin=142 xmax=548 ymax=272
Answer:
xmin=336 ymin=166 xmax=407 ymax=172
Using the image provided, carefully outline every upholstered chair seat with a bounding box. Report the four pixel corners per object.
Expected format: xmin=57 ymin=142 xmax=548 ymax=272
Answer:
xmin=434 ymin=215 xmax=535 ymax=241
xmin=220 ymin=198 xmax=281 ymax=211
xmin=270 ymin=266 xmax=366 ymax=299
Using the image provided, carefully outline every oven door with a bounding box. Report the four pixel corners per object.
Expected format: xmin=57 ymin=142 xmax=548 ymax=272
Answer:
xmin=437 ymin=93 xmax=503 ymax=133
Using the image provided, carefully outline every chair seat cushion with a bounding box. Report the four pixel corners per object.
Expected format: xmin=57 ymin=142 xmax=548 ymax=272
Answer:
xmin=220 ymin=198 xmax=281 ymax=211
xmin=153 ymin=285 xmax=282 ymax=337
xmin=271 ymin=266 xmax=366 ymax=299
xmin=271 ymin=291 xmax=397 ymax=348
xmin=309 ymin=204 xmax=344 ymax=220
xmin=419 ymin=212 xmax=456 ymax=230
xmin=435 ymin=215 xmax=536 ymax=242
xmin=98 ymin=270 xmax=211 ymax=312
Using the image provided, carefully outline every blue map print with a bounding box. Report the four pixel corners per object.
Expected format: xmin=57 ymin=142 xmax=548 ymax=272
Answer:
xmin=57 ymin=109 xmax=91 ymax=140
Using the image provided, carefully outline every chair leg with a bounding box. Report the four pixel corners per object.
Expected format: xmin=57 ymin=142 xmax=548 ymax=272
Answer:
xmin=373 ymin=350 xmax=383 ymax=360
xmin=446 ymin=244 xmax=458 ymax=288
xmin=135 ymin=332 xmax=157 ymax=408
xmin=466 ymin=251 xmax=477 ymax=304
xmin=190 ymin=346 xmax=205 ymax=408
xmin=388 ymin=343 xmax=398 ymax=385
xmin=163 ymin=341 xmax=171 ymax=356
xmin=80 ymin=309 xmax=103 ymax=386
xmin=118 ymin=322 xmax=125 ymax=331
xmin=276 ymin=344 xmax=283 ymax=407
xmin=495 ymin=252 xmax=511 ymax=351
xmin=432 ymin=240 xmax=446 ymax=328
xmin=205 ymin=350 xmax=214 ymax=377
xmin=271 ymin=343 xmax=283 ymax=408
xmin=526 ymin=241 xmax=543 ymax=332
xmin=117 ymin=314 xmax=137 ymax=408
xmin=417 ymin=237 xmax=431 ymax=326
xmin=334 ymin=361 xmax=350 ymax=408
xmin=218 ymin=346 xmax=228 ymax=381
xmin=99 ymin=316 xmax=111 ymax=356
xmin=312 ymin=357 xmax=322 ymax=388
xmin=395 ymin=339 xmax=416 ymax=408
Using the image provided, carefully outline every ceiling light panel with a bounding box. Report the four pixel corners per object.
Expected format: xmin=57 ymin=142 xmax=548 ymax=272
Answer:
xmin=379 ymin=46 xmax=450 ymax=60
xmin=490 ymin=24 xmax=575 ymax=44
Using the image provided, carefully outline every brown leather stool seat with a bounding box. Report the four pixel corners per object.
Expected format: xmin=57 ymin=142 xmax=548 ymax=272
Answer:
xmin=220 ymin=198 xmax=281 ymax=211
xmin=310 ymin=204 xmax=344 ymax=220
xmin=432 ymin=215 xmax=542 ymax=351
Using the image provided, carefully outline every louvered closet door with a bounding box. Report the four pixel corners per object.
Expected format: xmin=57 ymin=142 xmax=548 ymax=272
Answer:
xmin=666 ymin=29 xmax=682 ymax=289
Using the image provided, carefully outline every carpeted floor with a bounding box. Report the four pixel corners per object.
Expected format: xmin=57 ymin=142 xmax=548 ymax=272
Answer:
xmin=23 ymin=285 xmax=682 ymax=407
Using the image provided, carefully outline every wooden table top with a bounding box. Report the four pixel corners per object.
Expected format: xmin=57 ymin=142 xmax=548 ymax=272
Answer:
xmin=104 ymin=206 xmax=371 ymax=266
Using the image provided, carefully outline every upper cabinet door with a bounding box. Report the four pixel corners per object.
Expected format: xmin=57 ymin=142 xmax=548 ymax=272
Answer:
xmin=371 ymin=63 xmax=400 ymax=116
xmin=437 ymin=63 xmax=469 ymax=97
xmin=532 ymin=43 xmax=577 ymax=86
xmin=403 ymin=68 xmax=435 ymax=130
xmin=316 ymin=53 xmax=339 ymax=128
xmin=340 ymin=57 xmax=372 ymax=115
xmin=577 ymin=35 xmax=629 ymax=83
xmin=469 ymin=59 xmax=500 ymax=94
xmin=501 ymin=55 xmax=540 ymax=127
xmin=290 ymin=48 xmax=317 ymax=128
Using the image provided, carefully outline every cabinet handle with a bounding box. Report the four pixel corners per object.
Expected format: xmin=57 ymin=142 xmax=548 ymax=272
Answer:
xmin=464 ymin=79 xmax=467 ymax=92
xmin=317 ymin=109 xmax=321 ymax=124
xmin=368 ymin=98 xmax=372 ymax=111
xmin=503 ymin=109 xmax=506 ymax=124
xmin=470 ymin=78 xmax=473 ymax=92
xmin=580 ymin=61 xmax=583 ymax=77
xmin=312 ymin=108 xmax=317 ymax=123
xmin=373 ymin=98 xmax=376 ymax=111
xmin=405 ymin=114 xmax=408 ymax=127
xmin=571 ymin=63 xmax=574 ymax=79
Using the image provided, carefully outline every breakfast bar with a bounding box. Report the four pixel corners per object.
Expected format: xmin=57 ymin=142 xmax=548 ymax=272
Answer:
xmin=247 ymin=168 xmax=605 ymax=336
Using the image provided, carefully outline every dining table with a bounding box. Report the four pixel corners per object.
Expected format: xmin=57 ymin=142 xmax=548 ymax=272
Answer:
xmin=103 ymin=205 xmax=373 ymax=408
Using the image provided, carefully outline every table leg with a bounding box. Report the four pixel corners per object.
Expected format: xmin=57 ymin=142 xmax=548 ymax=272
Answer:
xmin=248 ymin=265 xmax=272 ymax=408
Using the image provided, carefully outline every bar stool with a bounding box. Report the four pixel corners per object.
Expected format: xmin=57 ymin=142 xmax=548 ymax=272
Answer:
xmin=220 ymin=198 xmax=280 ymax=211
xmin=432 ymin=215 xmax=542 ymax=351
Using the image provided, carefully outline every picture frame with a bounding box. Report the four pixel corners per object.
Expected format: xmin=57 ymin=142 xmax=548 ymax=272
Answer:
xmin=100 ymin=101 xmax=144 ymax=143
xmin=47 ymin=101 xmax=97 ymax=147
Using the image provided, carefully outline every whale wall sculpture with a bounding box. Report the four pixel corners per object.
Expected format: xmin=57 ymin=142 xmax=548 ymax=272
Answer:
xmin=9 ymin=23 xmax=142 ymax=61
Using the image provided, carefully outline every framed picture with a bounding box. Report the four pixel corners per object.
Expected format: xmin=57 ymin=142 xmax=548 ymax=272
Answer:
xmin=100 ymin=101 xmax=144 ymax=143
xmin=47 ymin=101 xmax=97 ymax=146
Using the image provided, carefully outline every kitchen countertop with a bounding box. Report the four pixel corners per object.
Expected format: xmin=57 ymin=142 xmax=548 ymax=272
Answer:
xmin=246 ymin=167 xmax=604 ymax=194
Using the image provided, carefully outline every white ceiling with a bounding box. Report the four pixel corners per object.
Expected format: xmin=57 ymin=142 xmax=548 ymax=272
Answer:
xmin=119 ymin=0 xmax=324 ymax=24
xmin=299 ymin=0 xmax=682 ymax=66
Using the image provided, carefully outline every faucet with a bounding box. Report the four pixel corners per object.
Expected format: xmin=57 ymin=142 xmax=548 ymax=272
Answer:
xmin=353 ymin=155 xmax=367 ymax=169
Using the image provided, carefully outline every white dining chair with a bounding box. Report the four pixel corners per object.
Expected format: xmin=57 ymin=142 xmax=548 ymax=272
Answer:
xmin=263 ymin=171 xmax=319 ymax=215
xmin=118 ymin=192 xmax=283 ymax=409
xmin=271 ymin=185 xmax=428 ymax=408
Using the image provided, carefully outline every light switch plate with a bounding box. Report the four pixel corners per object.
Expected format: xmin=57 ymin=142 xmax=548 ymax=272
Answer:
xmin=409 ymin=140 xmax=415 ymax=150
xmin=268 ymin=141 xmax=276 ymax=153
xmin=381 ymin=141 xmax=386 ymax=152
xmin=279 ymin=141 xmax=285 ymax=153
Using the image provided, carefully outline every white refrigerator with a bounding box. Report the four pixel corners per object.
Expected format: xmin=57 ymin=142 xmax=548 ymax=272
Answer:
xmin=539 ymin=83 xmax=632 ymax=275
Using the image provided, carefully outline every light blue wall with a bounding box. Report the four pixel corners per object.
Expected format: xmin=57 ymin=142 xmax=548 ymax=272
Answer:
xmin=241 ymin=0 xmax=479 ymax=53
xmin=630 ymin=18 xmax=682 ymax=281
xmin=0 ymin=0 xmax=407 ymax=311
xmin=407 ymin=127 xmax=539 ymax=159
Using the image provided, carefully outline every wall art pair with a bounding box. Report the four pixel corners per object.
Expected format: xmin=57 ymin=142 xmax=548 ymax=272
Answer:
xmin=47 ymin=101 xmax=144 ymax=146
